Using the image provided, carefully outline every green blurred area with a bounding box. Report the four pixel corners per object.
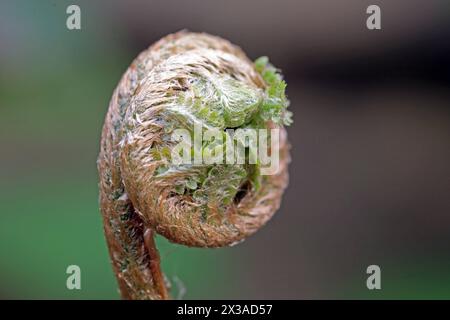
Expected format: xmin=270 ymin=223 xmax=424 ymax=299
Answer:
xmin=335 ymin=258 xmax=450 ymax=300
xmin=0 ymin=0 xmax=233 ymax=299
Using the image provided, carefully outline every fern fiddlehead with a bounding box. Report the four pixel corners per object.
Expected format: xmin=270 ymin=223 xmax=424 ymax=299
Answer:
xmin=98 ymin=31 xmax=292 ymax=299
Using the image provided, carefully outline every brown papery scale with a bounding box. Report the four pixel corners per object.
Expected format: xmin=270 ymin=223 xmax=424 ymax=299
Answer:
xmin=98 ymin=31 xmax=291 ymax=299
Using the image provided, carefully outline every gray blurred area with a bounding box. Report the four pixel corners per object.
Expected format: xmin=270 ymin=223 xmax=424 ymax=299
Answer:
xmin=1 ymin=0 xmax=449 ymax=299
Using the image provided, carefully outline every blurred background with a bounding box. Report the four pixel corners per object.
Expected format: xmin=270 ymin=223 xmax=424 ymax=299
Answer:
xmin=0 ymin=0 xmax=449 ymax=299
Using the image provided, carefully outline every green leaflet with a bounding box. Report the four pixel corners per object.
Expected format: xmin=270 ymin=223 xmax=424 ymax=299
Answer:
xmin=150 ymin=56 xmax=292 ymax=214
xmin=180 ymin=76 xmax=263 ymax=129
xmin=193 ymin=165 xmax=247 ymax=208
